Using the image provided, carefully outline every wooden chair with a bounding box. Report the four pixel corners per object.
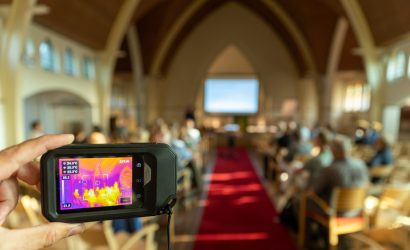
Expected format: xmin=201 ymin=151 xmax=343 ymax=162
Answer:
xmin=298 ymin=186 xmax=368 ymax=250
xmin=389 ymin=160 xmax=410 ymax=184
xmin=13 ymin=195 xmax=83 ymax=250
xmin=370 ymin=185 xmax=410 ymax=228
xmin=6 ymin=196 xmax=34 ymax=229
xmin=348 ymin=233 xmax=384 ymax=250
xmin=16 ymin=195 xmax=160 ymax=250
xmin=177 ymin=167 xmax=193 ymax=209
xmin=369 ymin=165 xmax=394 ymax=183
xmin=78 ymin=220 xmax=159 ymax=250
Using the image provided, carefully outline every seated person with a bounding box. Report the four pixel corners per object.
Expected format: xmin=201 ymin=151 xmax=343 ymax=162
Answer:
xmin=302 ymin=130 xmax=333 ymax=189
xmin=314 ymin=135 xmax=369 ymax=205
xmin=284 ymin=128 xmax=313 ymax=162
xmin=171 ymin=133 xmax=194 ymax=170
xmin=181 ymin=118 xmax=201 ymax=150
xmin=72 ymin=125 xmax=86 ymax=144
xmin=280 ymin=136 xmax=368 ymax=233
xmin=276 ymin=125 xmax=293 ymax=152
xmin=354 ymin=127 xmax=371 ymax=145
xmin=367 ymin=137 xmax=393 ymax=168
xmin=112 ymin=218 xmax=142 ymax=233
xmin=87 ymin=125 xmax=109 ymax=144
xmin=170 ymin=128 xmax=200 ymax=189
xmin=306 ymin=136 xmax=369 ymax=248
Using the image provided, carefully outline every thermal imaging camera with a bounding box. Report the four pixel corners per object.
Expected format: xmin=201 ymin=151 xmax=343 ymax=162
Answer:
xmin=40 ymin=143 xmax=177 ymax=223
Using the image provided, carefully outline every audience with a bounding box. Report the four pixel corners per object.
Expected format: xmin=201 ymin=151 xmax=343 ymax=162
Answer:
xmin=87 ymin=128 xmax=142 ymax=235
xmin=367 ymin=137 xmax=394 ymax=167
xmin=112 ymin=218 xmax=142 ymax=234
xmin=354 ymin=126 xmax=371 ymax=145
xmin=153 ymin=118 xmax=172 ymax=144
xmin=72 ymin=125 xmax=86 ymax=144
xmin=17 ymin=116 xmax=404 ymax=249
xmin=368 ymin=122 xmax=382 ymax=145
xmin=285 ymin=127 xmax=313 ymax=162
xmin=170 ymin=124 xmax=200 ymax=188
xmin=182 ymin=118 xmax=201 ymax=150
xmin=184 ymin=106 xmax=196 ymax=122
xmin=29 ymin=120 xmax=44 ymax=139
xmin=302 ymin=130 xmax=333 ymax=188
xmin=170 ymin=124 xmax=194 ymax=169
xmin=314 ymin=135 xmax=369 ymax=204
xmin=149 ymin=126 xmax=165 ymax=143
xmin=280 ymin=134 xmax=369 ymax=234
xmin=276 ymin=124 xmax=293 ymax=152
xmin=87 ymin=130 xmax=108 ymax=144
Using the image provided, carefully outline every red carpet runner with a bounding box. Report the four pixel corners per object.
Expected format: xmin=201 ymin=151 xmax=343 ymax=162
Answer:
xmin=193 ymin=148 xmax=296 ymax=250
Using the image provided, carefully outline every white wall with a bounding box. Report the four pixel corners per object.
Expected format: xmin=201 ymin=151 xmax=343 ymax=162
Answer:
xmin=207 ymin=45 xmax=255 ymax=74
xmin=378 ymin=40 xmax=410 ymax=141
xmin=19 ymin=67 xmax=98 ymax=105
xmin=17 ymin=24 xmax=100 ymax=139
xmin=383 ymin=105 xmax=401 ymax=143
xmin=27 ymin=25 xmax=96 ymax=78
xmin=24 ymin=91 xmax=93 ymax=138
xmin=297 ymin=77 xmax=318 ymax=127
xmin=160 ymin=2 xmax=299 ymax=123
xmin=330 ymin=71 xmax=368 ymax=134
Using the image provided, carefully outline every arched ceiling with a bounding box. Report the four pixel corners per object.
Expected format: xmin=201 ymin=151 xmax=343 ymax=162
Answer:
xmin=359 ymin=0 xmax=410 ymax=45
xmin=134 ymin=0 xmax=364 ymax=76
xmin=2 ymin=0 xmax=410 ymax=75
xmin=33 ymin=0 xmax=125 ymax=50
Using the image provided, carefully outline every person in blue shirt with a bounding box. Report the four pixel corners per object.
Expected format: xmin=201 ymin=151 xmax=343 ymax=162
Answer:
xmin=112 ymin=218 xmax=142 ymax=233
xmin=367 ymin=137 xmax=394 ymax=167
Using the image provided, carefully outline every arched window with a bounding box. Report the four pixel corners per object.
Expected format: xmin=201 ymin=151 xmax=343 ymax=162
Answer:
xmin=39 ymin=39 xmax=54 ymax=71
xmin=408 ymin=55 xmax=410 ymax=79
xmin=344 ymin=83 xmax=370 ymax=112
xmin=395 ymin=50 xmax=406 ymax=79
xmin=82 ymin=56 xmax=95 ymax=80
xmin=64 ymin=48 xmax=74 ymax=76
xmin=23 ymin=38 xmax=36 ymax=66
xmin=386 ymin=54 xmax=396 ymax=82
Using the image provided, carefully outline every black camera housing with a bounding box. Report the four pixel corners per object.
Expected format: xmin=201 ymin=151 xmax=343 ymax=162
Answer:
xmin=40 ymin=143 xmax=177 ymax=223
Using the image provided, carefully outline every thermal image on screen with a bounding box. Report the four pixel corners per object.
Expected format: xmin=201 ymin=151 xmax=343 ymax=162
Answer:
xmin=59 ymin=157 xmax=133 ymax=210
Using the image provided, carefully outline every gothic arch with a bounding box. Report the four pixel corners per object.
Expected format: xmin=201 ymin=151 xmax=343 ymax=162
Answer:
xmin=160 ymin=2 xmax=299 ymax=121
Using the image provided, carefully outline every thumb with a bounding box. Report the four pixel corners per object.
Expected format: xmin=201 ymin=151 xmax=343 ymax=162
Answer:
xmin=0 ymin=223 xmax=85 ymax=250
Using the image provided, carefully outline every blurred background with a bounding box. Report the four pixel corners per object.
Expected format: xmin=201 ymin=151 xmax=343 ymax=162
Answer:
xmin=1 ymin=0 xmax=410 ymax=249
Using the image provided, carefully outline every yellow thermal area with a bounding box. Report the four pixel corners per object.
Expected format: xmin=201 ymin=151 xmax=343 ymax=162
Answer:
xmin=76 ymin=182 xmax=122 ymax=207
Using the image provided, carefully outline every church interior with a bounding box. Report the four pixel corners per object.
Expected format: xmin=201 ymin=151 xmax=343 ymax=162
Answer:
xmin=0 ymin=0 xmax=410 ymax=249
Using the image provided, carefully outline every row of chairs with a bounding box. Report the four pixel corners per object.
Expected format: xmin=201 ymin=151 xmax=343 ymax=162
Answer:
xmin=298 ymin=185 xmax=410 ymax=250
xmin=6 ymin=195 xmax=159 ymax=250
xmin=256 ymin=141 xmax=410 ymax=249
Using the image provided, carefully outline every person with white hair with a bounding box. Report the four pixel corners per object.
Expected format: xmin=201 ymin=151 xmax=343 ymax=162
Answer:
xmin=313 ymin=135 xmax=369 ymax=204
xmin=301 ymin=136 xmax=369 ymax=249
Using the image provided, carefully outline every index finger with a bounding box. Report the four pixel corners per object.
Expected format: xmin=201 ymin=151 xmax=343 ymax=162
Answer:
xmin=0 ymin=134 xmax=74 ymax=181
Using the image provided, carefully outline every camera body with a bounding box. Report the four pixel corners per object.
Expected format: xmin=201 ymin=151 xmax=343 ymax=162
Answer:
xmin=40 ymin=143 xmax=177 ymax=223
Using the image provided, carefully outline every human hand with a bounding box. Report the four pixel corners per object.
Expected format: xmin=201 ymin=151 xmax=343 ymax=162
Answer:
xmin=0 ymin=134 xmax=85 ymax=249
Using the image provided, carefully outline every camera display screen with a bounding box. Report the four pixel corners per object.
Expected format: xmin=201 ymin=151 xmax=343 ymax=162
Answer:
xmin=58 ymin=156 xmax=138 ymax=211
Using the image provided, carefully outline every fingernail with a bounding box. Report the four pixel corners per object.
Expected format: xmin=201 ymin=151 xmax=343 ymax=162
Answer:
xmin=67 ymin=224 xmax=85 ymax=237
xmin=64 ymin=134 xmax=75 ymax=143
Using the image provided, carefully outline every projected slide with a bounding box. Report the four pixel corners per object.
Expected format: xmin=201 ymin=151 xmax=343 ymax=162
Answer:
xmin=204 ymin=78 xmax=259 ymax=114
